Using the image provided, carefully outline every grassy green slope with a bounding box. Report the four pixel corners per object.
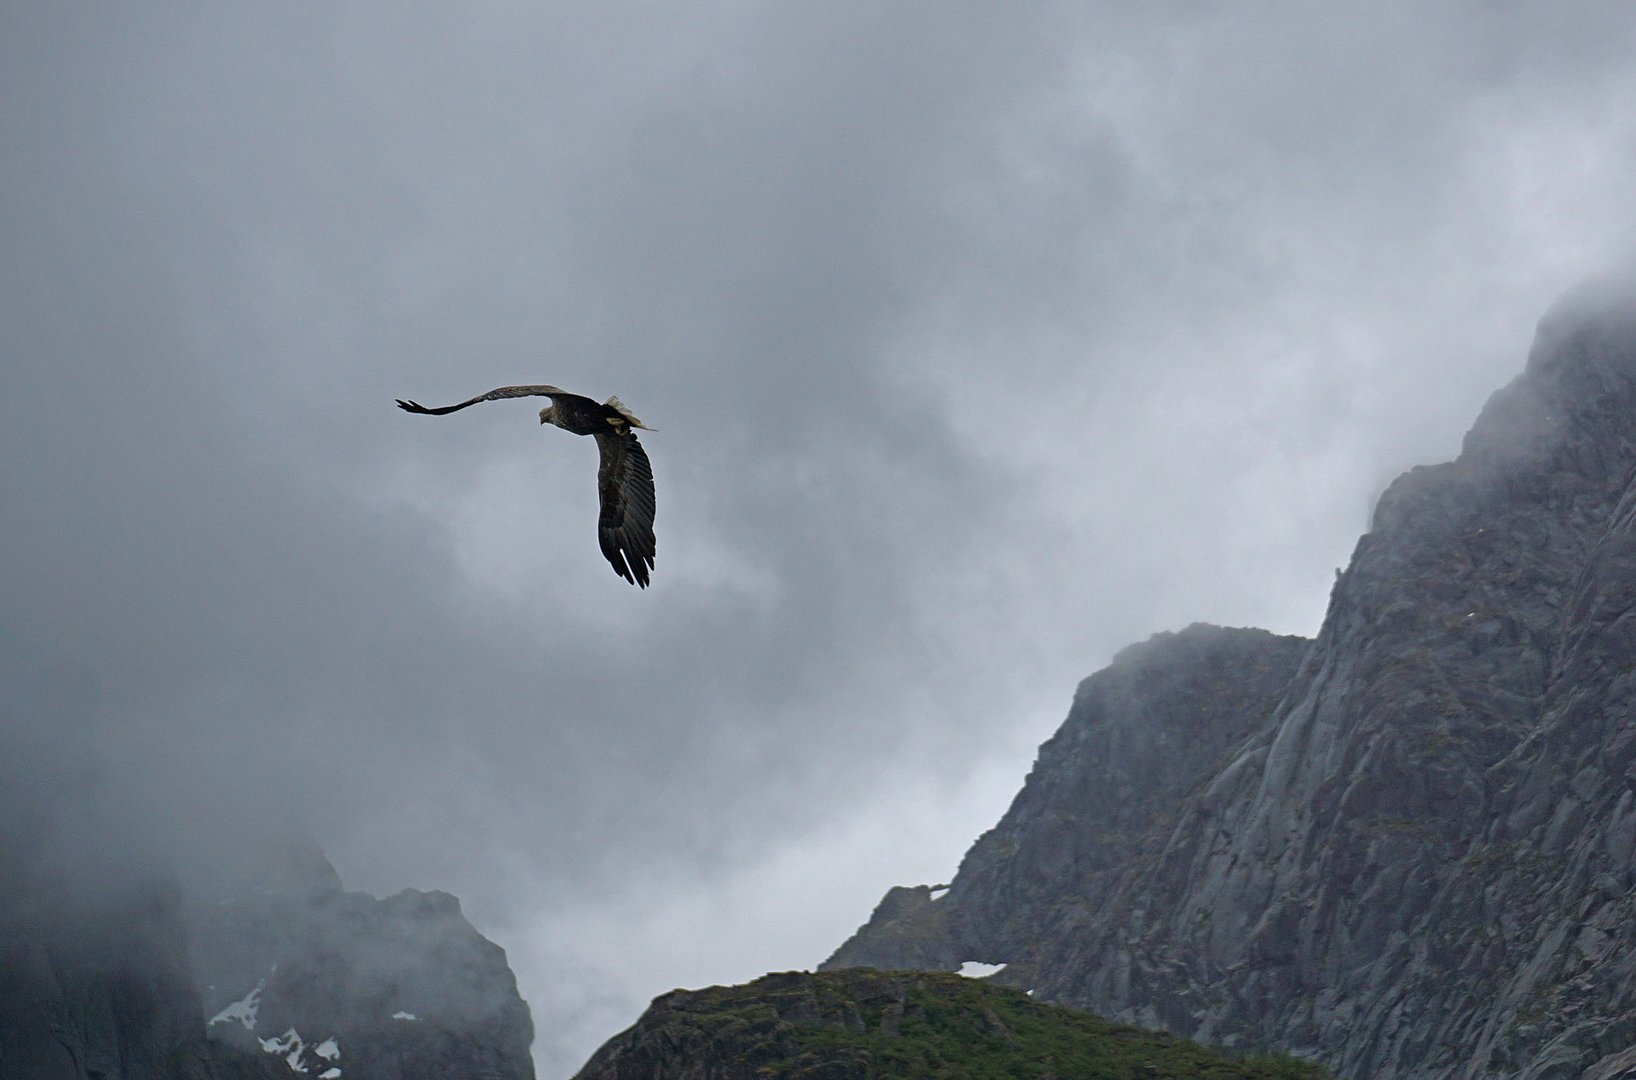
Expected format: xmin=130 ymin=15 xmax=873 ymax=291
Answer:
xmin=575 ymin=969 xmax=1328 ymax=1079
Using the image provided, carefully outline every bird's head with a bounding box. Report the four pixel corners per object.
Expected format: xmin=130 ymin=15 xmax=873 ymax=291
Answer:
xmin=539 ymin=405 xmax=555 ymax=427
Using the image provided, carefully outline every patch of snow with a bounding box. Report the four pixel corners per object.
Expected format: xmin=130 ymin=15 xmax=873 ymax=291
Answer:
xmin=957 ymin=961 xmax=1006 ymax=979
xmin=391 ymin=1011 xmax=418 ymax=1021
xmin=209 ymin=981 xmax=264 ymax=1031
xmin=315 ymin=1037 xmax=340 ymax=1061
xmin=1026 ymin=989 xmax=1035 ymax=996
xmin=319 ymin=1071 xmax=341 ymax=1079
xmin=259 ymin=1028 xmax=307 ymax=1073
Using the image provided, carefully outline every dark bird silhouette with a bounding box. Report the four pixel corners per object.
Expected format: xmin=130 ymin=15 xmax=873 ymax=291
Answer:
xmin=396 ymin=385 xmax=657 ymax=587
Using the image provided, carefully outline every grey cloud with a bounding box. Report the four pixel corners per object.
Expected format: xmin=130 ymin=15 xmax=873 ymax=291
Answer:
xmin=7 ymin=4 xmax=1636 ymax=1076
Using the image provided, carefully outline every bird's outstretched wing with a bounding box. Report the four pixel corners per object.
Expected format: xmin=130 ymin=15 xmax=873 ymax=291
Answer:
xmin=594 ymin=430 xmax=657 ymax=588
xmin=396 ymin=385 xmax=570 ymax=416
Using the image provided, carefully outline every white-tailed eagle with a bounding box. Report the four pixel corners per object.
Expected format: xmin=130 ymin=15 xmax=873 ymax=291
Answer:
xmin=397 ymin=385 xmax=657 ymax=588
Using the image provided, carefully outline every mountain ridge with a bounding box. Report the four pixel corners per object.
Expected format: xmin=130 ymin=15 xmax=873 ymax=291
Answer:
xmin=821 ymin=282 xmax=1636 ymax=1078
xmin=0 ymin=839 xmax=535 ymax=1080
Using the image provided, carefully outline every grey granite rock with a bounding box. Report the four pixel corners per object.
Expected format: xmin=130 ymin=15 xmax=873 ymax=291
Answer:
xmin=823 ymin=282 xmax=1636 ymax=1079
xmin=0 ymin=837 xmax=535 ymax=1080
xmin=191 ymin=843 xmax=535 ymax=1080
xmin=0 ymin=880 xmax=287 ymax=1080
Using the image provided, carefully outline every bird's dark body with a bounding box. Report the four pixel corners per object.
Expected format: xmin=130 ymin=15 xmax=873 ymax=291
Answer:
xmin=547 ymin=393 xmax=626 ymax=437
xmin=395 ymin=384 xmax=657 ymax=587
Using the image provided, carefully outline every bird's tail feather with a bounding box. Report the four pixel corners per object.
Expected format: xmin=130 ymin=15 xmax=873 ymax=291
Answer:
xmin=605 ymin=396 xmax=655 ymax=430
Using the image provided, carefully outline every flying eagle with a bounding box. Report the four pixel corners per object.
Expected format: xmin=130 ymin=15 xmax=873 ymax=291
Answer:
xmin=396 ymin=385 xmax=657 ymax=588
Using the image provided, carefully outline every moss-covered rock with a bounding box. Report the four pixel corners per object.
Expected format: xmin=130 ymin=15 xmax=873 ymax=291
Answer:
xmin=574 ymin=969 xmax=1326 ymax=1079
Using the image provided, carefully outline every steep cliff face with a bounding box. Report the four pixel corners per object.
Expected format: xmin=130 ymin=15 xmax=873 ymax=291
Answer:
xmin=192 ymin=845 xmax=535 ymax=1080
xmin=826 ymin=623 xmax=1310 ymax=980
xmin=0 ymin=840 xmax=534 ymax=1080
xmin=823 ymin=284 xmax=1636 ymax=1079
xmin=0 ymin=882 xmax=286 ymax=1080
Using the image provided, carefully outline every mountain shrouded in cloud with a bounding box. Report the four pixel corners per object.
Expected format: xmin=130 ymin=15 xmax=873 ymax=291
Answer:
xmin=822 ymin=284 xmax=1636 ymax=1078
xmin=6 ymin=4 xmax=1636 ymax=1073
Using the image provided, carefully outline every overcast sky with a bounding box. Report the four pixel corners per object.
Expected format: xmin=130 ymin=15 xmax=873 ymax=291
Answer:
xmin=5 ymin=3 xmax=1636 ymax=1074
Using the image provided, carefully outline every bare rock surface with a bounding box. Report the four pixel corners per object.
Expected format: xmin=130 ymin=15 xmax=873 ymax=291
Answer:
xmin=0 ymin=838 xmax=535 ymax=1080
xmin=190 ymin=843 xmax=536 ymax=1080
xmin=823 ymin=283 xmax=1636 ymax=1079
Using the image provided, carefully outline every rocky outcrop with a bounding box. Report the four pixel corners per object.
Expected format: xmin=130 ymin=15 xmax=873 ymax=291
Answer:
xmin=0 ymin=882 xmax=286 ymax=1080
xmin=573 ymin=969 xmax=1327 ymax=1079
xmin=823 ymin=282 xmax=1636 ymax=1078
xmin=0 ymin=839 xmax=534 ymax=1080
xmin=827 ymin=623 xmax=1309 ymax=980
xmin=191 ymin=844 xmax=535 ymax=1080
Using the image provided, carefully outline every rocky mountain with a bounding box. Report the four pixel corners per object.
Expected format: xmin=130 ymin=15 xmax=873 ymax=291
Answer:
xmin=572 ymin=968 xmax=1327 ymax=1079
xmin=0 ymin=880 xmax=287 ymax=1080
xmin=823 ymin=281 xmax=1636 ymax=1079
xmin=191 ymin=843 xmax=534 ymax=1080
xmin=0 ymin=839 xmax=534 ymax=1080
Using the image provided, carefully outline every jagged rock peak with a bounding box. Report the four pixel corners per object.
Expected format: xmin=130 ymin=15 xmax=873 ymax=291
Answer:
xmin=1372 ymin=280 xmax=1636 ymax=543
xmin=824 ymin=623 xmax=1308 ymax=976
xmin=823 ymin=281 xmax=1636 ymax=1078
xmin=0 ymin=831 xmax=536 ymax=1080
xmin=192 ymin=852 xmax=536 ymax=1080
